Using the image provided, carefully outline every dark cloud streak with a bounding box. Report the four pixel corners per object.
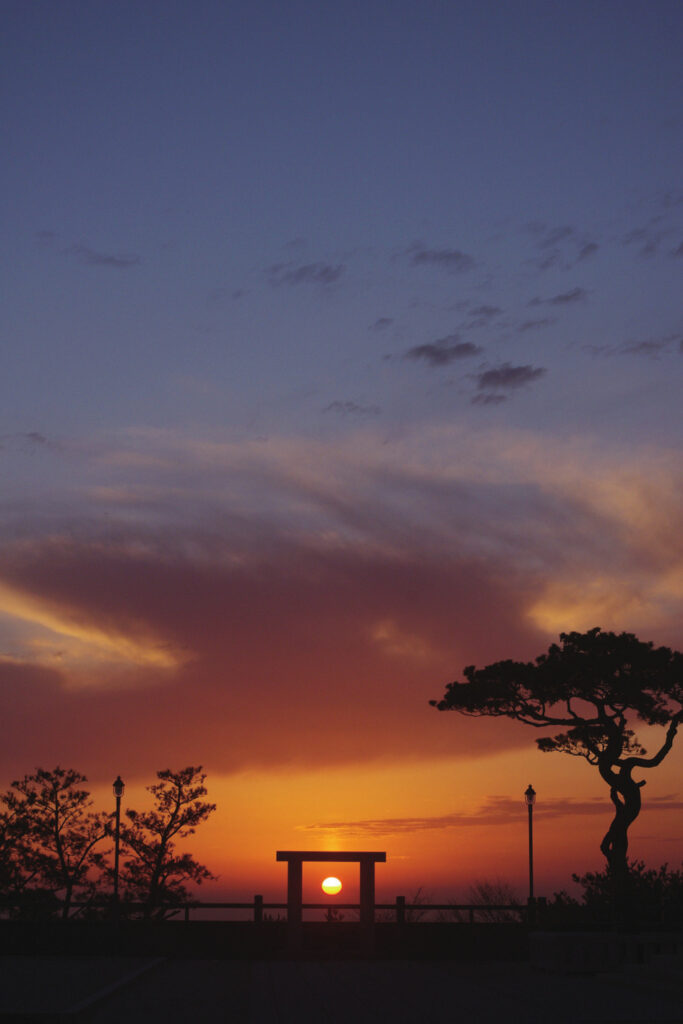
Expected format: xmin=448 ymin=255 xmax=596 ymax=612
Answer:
xmin=405 ymin=335 xmax=482 ymax=366
xmin=475 ymin=363 xmax=547 ymax=391
xmin=408 ymin=244 xmax=475 ymax=273
xmin=268 ymin=262 xmax=344 ymax=286
xmin=67 ymin=244 xmax=141 ymax=269
xmin=301 ymin=794 xmax=683 ymax=836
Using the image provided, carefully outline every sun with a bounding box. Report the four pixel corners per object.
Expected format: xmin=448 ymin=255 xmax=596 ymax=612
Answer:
xmin=321 ymin=876 xmax=342 ymax=896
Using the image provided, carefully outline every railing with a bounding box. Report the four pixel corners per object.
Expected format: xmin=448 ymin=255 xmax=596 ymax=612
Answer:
xmin=1 ymin=896 xmax=539 ymax=923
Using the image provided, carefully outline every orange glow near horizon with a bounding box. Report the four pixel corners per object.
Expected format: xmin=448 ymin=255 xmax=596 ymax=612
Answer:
xmin=86 ymin=739 xmax=683 ymax=904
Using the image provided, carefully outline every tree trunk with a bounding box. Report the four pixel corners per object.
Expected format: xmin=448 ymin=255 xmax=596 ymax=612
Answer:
xmin=599 ymin=769 xmax=642 ymax=922
xmin=62 ymin=882 xmax=73 ymax=921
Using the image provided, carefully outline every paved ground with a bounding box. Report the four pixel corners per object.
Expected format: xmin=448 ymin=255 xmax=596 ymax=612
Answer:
xmin=0 ymin=956 xmax=681 ymax=1022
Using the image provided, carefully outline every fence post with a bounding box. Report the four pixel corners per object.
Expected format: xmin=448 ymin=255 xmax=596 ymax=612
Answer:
xmin=468 ymin=907 xmax=474 ymax=924
xmin=184 ymin=905 xmax=190 ymax=923
xmin=396 ymin=895 xmax=406 ymax=924
xmin=254 ymin=894 xmax=263 ymax=924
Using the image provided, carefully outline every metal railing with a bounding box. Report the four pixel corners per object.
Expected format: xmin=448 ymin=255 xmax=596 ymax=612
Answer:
xmin=0 ymin=896 xmax=536 ymax=923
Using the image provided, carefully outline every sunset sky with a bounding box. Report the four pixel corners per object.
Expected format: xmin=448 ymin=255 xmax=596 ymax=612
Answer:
xmin=2 ymin=1 xmax=682 ymax=901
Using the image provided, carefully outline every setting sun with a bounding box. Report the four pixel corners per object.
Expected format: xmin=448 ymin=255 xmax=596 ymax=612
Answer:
xmin=321 ymin=876 xmax=342 ymax=896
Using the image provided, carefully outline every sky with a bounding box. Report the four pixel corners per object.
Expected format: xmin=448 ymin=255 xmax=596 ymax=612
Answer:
xmin=1 ymin=0 xmax=682 ymax=901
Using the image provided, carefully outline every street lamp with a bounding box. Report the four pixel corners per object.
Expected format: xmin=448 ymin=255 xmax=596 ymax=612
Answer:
xmin=113 ymin=776 xmax=125 ymax=904
xmin=524 ymin=784 xmax=536 ymax=902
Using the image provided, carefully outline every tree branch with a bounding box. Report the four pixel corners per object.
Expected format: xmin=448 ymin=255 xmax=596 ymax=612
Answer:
xmin=619 ymin=712 xmax=682 ymax=770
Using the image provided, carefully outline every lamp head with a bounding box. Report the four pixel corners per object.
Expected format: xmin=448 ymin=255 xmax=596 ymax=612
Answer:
xmin=524 ymin=784 xmax=536 ymax=806
xmin=113 ymin=776 xmax=125 ymax=799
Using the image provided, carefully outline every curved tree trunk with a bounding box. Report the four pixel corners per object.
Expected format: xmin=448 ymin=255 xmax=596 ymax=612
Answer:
xmin=599 ymin=771 xmax=642 ymax=874
xmin=599 ymin=768 xmax=642 ymax=921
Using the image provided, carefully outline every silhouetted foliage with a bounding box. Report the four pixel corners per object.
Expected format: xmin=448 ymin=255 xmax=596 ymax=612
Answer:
xmin=373 ymin=887 xmax=432 ymax=923
xmin=432 ymin=629 xmax=683 ymax=894
xmin=577 ymin=860 xmax=683 ymax=925
xmin=548 ymin=860 xmax=683 ymax=926
xmin=0 ymin=768 xmax=108 ymax=918
xmin=0 ymin=798 xmax=35 ymax=900
xmin=439 ymin=879 xmax=521 ymax=922
xmin=119 ymin=766 xmax=216 ymax=918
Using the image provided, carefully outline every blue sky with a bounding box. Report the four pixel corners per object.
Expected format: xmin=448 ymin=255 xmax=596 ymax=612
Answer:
xmin=3 ymin=0 xmax=681 ymax=441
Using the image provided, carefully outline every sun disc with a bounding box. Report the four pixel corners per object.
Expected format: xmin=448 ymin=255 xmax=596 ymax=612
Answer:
xmin=321 ymin=876 xmax=342 ymax=895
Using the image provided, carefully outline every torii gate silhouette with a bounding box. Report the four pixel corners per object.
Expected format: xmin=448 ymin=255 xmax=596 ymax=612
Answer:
xmin=276 ymin=850 xmax=386 ymax=952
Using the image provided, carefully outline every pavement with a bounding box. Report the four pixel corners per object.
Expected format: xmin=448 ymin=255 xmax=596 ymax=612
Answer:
xmin=0 ymin=956 xmax=681 ymax=1022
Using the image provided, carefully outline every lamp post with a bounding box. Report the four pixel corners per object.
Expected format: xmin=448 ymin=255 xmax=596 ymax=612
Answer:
xmin=113 ymin=776 xmax=125 ymax=904
xmin=524 ymin=784 xmax=536 ymax=902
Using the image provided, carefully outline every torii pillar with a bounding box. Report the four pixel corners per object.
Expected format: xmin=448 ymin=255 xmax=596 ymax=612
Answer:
xmin=276 ymin=850 xmax=386 ymax=953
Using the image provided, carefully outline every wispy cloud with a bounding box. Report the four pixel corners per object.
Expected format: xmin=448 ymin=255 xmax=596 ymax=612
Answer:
xmin=267 ymin=262 xmax=344 ymax=286
xmin=300 ymin=794 xmax=683 ymax=836
xmin=0 ymin=431 xmax=61 ymax=454
xmin=324 ymin=400 xmax=381 ymax=417
xmin=405 ymin=335 xmax=482 ymax=366
xmin=525 ymin=223 xmax=599 ymax=270
xmin=622 ymin=222 xmax=667 ymax=258
xmin=528 ymin=287 xmax=587 ymax=307
xmin=578 ymin=242 xmax=599 ymax=261
xmin=517 ymin=318 xmax=556 ymax=332
xmin=1 ymin=421 xmax=681 ymax=776
xmin=407 ymin=243 xmax=476 ymax=273
xmin=474 ymin=363 xmax=547 ymax=394
xmin=536 ymin=225 xmax=575 ymax=249
xmin=67 ymin=243 xmax=141 ymax=269
xmin=468 ymin=305 xmax=502 ymax=318
xmin=370 ymin=317 xmax=394 ymax=331
xmin=471 ymin=393 xmax=507 ymax=406
xmin=584 ymin=334 xmax=682 ymax=359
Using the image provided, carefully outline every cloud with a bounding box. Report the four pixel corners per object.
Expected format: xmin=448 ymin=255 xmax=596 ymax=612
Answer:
xmin=475 ymin=363 xmax=547 ymax=391
xmin=267 ymin=262 xmax=344 ymax=286
xmin=0 ymin=535 xmax=541 ymax=779
xmin=408 ymin=244 xmax=475 ymax=273
xmin=1 ymin=423 xmax=681 ymax=780
xmin=67 ymin=244 xmax=141 ymax=269
xmin=621 ymin=341 xmax=671 ymax=358
xmin=526 ymin=223 xmax=599 ymax=269
xmin=621 ymin=219 xmax=675 ymax=259
xmin=517 ymin=318 xmax=556 ymax=332
xmin=405 ymin=335 xmax=482 ymax=366
xmin=471 ymin=393 xmax=507 ymax=406
xmin=584 ymin=334 xmax=682 ymax=359
xmin=468 ymin=305 xmax=502 ymax=318
xmin=536 ymin=225 xmax=575 ymax=249
xmin=456 ymin=305 xmax=504 ymax=330
xmin=0 ymin=432 xmax=60 ymax=454
xmin=548 ymin=287 xmax=587 ymax=305
xmin=370 ymin=317 xmax=393 ymax=331
xmin=299 ymin=794 xmax=683 ymax=836
xmin=324 ymin=401 xmax=381 ymax=417
xmin=528 ymin=288 xmax=587 ymax=307
xmin=578 ymin=242 xmax=599 ymax=261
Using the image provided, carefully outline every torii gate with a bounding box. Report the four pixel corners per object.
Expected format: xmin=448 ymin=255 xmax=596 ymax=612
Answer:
xmin=276 ymin=850 xmax=386 ymax=952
